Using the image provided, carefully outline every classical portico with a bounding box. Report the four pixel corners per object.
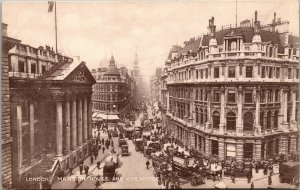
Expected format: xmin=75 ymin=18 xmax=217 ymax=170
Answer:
xmin=10 ymin=60 xmax=96 ymax=187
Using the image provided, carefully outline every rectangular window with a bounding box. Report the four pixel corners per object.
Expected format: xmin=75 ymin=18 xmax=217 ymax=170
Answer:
xmin=214 ymin=67 xmax=219 ymax=78
xmin=228 ymin=66 xmax=236 ymax=78
xmin=269 ymin=67 xmax=273 ymax=78
xmin=275 ymin=90 xmax=279 ymax=102
xmin=196 ymin=70 xmax=198 ymax=79
xmin=18 ymin=61 xmax=25 ymax=72
xmin=288 ymin=68 xmax=292 ymax=79
xmin=200 ymin=70 xmax=203 ymax=79
xmin=31 ymin=64 xmax=36 ymax=74
xmin=276 ymin=67 xmax=280 ymax=78
xmin=214 ymin=91 xmax=220 ymax=102
xmin=245 ymin=92 xmax=253 ymax=103
xmin=246 ymin=66 xmax=253 ymax=78
xmin=41 ymin=65 xmax=46 ymax=74
xmin=227 ymin=92 xmax=236 ymax=102
xmin=262 ymin=66 xmax=265 ymax=78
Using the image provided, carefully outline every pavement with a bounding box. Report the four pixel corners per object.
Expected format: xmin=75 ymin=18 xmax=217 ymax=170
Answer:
xmin=52 ymin=130 xmax=119 ymax=189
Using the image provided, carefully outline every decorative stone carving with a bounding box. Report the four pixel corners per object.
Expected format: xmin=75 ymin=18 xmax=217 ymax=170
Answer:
xmin=73 ymin=71 xmax=87 ymax=82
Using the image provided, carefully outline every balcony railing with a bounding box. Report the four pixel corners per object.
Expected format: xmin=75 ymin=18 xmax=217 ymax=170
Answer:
xmin=9 ymin=72 xmax=42 ymax=79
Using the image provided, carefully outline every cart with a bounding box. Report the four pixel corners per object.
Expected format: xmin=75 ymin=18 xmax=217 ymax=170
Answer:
xmin=103 ymin=162 xmax=116 ymax=182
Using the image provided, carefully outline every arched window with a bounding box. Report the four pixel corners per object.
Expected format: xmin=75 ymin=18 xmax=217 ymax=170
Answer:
xmin=267 ymin=111 xmax=271 ymax=130
xmin=274 ymin=110 xmax=278 ymax=129
xmin=226 ymin=112 xmax=236 ymax=131
xmin=213 ymin=111 xmax=220 ymax=129
xmin=244 ymin=112 xmax=254 ymax=131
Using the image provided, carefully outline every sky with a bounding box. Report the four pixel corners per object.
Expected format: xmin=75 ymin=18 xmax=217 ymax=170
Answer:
xmin=3 ymin=0 xmax=299 ymax=82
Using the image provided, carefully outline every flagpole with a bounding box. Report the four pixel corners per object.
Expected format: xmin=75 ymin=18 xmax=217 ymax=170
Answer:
xmin=55 ymin=1 xmax=58 ymax=54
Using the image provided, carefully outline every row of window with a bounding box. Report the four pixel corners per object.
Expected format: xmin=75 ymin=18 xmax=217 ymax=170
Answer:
xmin=11 ymin=61 xmax=47 ymax=74
xmin=93 ymin=93 xmax=124 ymax=101
xmin=93 ymin=102 xmax=119 ymax=112
xmin=169 ymin=65 xmax=299 ymax=81
xmin=93 ymin=84 xmax=121 ymax=92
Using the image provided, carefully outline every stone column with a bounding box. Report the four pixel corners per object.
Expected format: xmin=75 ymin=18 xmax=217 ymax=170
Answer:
xmin=56 ymin=101 xmax=63 ymax=156
xmin=279 ymin=136 xmax=288 ymax=155
xmin=282 ymin=89 xmax=289 ymax=131
xmin=83 ymin=97 xmax=88 ymax=142
xmin=236 ymin=86 xmax=243 ymax=135
xmin=88 ymin=97 xmax=93 ymax=139
xmin=218 ymin=139 xmax=225 ymax=161
xmin=205 ymin=88 xmax=212 ymax=130
xmin=255 ymin=87 xmax=261 ymax=135
xmin=219 ymin=87 xmax=225 ymax=133
xmin=16 ymin=104 xmax=23 ymax=167
xmin=291 ymin=89 xmax=297 ymax=129
xmin=65 ymin=100 xmax=71 ymax=151
xmin=205 ymin=137 xmax=210 ymax=155
xmin=254 ymin=140 xmax=262 ymax=161
xmin=29 ymin=102 xmax=35 ymax=161
xmin=236 ymin=140 xmax=244 ymax=161
xmin=71 ymin=98 xmax=77 ymax=149
xmin=290 ymin=136 xmax=297 ymax=153
xmin=77 ymin=98 xmax=83 ymax=145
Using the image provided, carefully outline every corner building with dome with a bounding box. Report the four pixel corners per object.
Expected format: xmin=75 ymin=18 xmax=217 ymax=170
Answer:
xmin=162 ymin=11 xmax=299 ymax=161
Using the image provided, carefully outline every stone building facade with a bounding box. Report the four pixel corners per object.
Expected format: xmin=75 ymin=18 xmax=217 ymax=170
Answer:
xmin=2 ymin=23 xmax=20 ymax=189
xmin=92 ymin=56 xmax=132 ymax=117
xmin=163 ymin=12 xmax=299 ymax=161
xmin=8 ymin=41 xmax=95 ymax=188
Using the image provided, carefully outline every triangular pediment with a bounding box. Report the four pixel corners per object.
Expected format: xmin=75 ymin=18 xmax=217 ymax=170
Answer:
xmin=64 ymin=62 xmax=96 ymax=84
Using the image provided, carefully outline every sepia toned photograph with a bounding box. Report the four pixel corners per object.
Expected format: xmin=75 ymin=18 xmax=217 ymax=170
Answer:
xmin=1 ymin=0 xmax=299 ymax=189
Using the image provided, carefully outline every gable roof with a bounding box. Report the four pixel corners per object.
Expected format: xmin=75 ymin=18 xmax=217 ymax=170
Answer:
xmin=42 ymin=59 xmax=96 ymax=83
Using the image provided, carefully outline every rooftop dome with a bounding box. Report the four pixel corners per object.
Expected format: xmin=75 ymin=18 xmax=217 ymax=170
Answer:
xmin=99 ymin=57 xmax=109 ymax=68
xmin=104 ymin=56 xmax=120 ymax=76
xmin=252 ymin=34 xmax=262 ymax=43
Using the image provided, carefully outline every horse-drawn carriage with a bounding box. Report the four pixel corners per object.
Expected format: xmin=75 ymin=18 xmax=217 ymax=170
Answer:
xmin=135 ymin=138 xmax=144 ymax=152
xmin=103 ymin=162 xmax=116 ymax=182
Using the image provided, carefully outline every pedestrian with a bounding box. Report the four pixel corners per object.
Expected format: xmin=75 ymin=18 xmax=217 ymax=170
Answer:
xmin=263 ymin=166 xmax=268 ymax=175
xmin=268 ymin=174 xmax=272 ymax=185
xmin=97 ymin=161 xmax=101 ymax=169
xmin=247 ymin=172 xmax=251 ymax=183
xmin=95 ymin=175 xmax=101 ymax=189
xmin=75 ymin=176 xmax=79 ymax=187
xmin=251 ymin=182 xmax=254 ymax=189
xmin=90 ymin=154 xmax=94 ymax=164
xmin=84 ymin=165 xmax=89 ymax=178
xmin=69 ymin=166 xmax=73 ymax=176
xmin=255 ymin=163 xmax=259 ymax=173
xmin=102 ymin=138 xmax=104 ymax=145
xmin=231 ymin=171 xmax=235 ymax=184
xmin=102 ymin=146 xmax=105 ymax=154
xmin=111 ymin=140 xmax=114 ymax=147
xmin=146 ymin=160 xmax=150 ymax=169
xmin=79 ymin=163 xmax=83 ymax=175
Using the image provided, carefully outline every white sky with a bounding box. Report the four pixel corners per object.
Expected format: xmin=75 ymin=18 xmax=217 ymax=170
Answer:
xmin=3 ymin=0 xmax=299 ymax=82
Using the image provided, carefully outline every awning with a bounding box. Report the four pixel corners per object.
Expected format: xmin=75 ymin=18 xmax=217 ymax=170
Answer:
xmin=93 ymin=112 xmax=119 ymax=121
xmin=92 ymin=112 xmax=103 ymax=122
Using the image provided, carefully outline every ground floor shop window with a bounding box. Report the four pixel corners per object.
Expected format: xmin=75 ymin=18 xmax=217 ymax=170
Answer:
xmin=211 ymin=140 xmax=218 ymax=157
xmin=226 ymin=143 xmax=236 ymax=158
xmin=267 ymin=141 xmax=274 ymax=158
xmin=243 ymin=143 xmax=253 ymax=159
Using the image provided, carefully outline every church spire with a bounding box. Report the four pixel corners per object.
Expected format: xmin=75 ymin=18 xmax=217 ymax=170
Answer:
xmin=133 ymin=52 xmax=139 ymax=70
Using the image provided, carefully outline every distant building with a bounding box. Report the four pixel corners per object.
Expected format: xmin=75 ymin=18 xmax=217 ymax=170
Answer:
xmin=150 ymin=67 xmax=163 ymax=101
xmin=8 ymin=31 xmax=95 ymax=188
xmin=162 ymin=11 xmax=299 ymax=161
xmin=92 ymin=56 xmax=133 ymax=119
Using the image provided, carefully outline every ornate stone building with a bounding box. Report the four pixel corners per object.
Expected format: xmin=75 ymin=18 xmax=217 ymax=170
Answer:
xmin=8 ymin=41 xmax=95 ymax=188
xmin=163 ymin=12 xmax=299 ymax=161
xmin=2 ymin=23 xmax=20 ymax=189
xmin=92 ymin=56 xmax=132 ymax=118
